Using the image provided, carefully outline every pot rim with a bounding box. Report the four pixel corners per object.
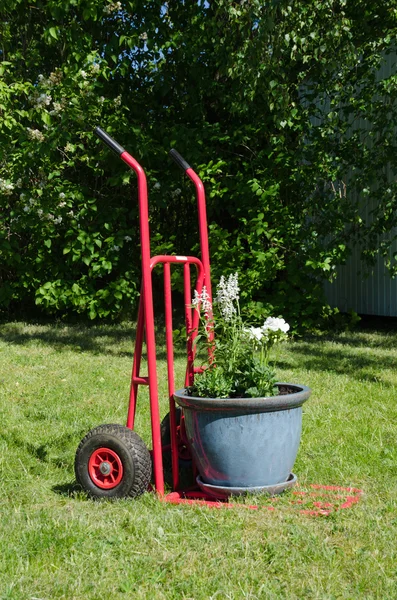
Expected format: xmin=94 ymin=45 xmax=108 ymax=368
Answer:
xmin=174 ymin=382 xmax=311 ymax=413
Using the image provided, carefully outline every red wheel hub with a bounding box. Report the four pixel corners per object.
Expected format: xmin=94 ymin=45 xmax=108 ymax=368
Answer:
xmin=88 ymin=447 xmax=123 ymax=489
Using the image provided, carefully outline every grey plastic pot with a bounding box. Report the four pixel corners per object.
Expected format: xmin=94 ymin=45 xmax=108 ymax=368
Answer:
xmin=173 ymin=383 xmax=311 ymax=491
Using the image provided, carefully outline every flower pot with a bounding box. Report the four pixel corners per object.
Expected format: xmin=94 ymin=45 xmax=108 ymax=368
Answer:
xmin=173 ymin=383 xmax=311 ymax=494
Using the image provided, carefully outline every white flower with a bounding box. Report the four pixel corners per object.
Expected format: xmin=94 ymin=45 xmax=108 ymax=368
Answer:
xmin=112 ymin=245 xmax=120 ymax=251
xmin=80 ymin=70 xmax=87 ymax=79
xmin=139 ymin=32 xmax=148 ymax=41
xmin=59 ymin=201 xmax=66 ymax=208
xmin=99 ymin=96 xmax=105 ymax=103
xmin=0 ymin=179 xmax=14 ymax=195
xmin=23 ymin=205 xmax=30 ymax=213
xmin=16 ymin=178 xmax=22 ymax=188
xmin=124 ymin=235 xmax=132 ymax=241
xmin=27 ymin=128 xmax=45 ymax=142
xmin=217 ymin=273 xmax=239 ymax=302
xmin=192 ymin=286 xmax=212 ymax=316
xmin=37 ymin=209 xmax=43 ymax=217
xmin=215 ymin=272 xmax=240 ymax=321
xmin=103 ymin=1 xmax=121 ymax=13
xmin=153 ymin=182 xmax=161 ymax=190
xmin=36 ymin=93 xmax=52 ymax=106
xmin=67 ymin=210 xmax=74 ymax=217
xmin=114 ymin=95 xmax=122 ymax=106
xmin=47 ymin=213 xmax=55 ymax=221
xmin=245 ymin=327 xmax=263 ymax=342
xmin=54 ymin=216 xmax=62 ymax=224
xmin=59 ymin=192 xmax=66 ymax=199
xmin=51 ymin=102 xmax=63 ymax=114
xmin=91 ymin=63 xmax=100 ymax=74
xmin=48 ymin=71 xmax=63 ymax=85
xmin=171 ymin=188 xmax=181 ymax=198
xmin=20 ymin=193 xmax=25 ymax=200
xmin=262 ymin=317 xmax=290 ymax=334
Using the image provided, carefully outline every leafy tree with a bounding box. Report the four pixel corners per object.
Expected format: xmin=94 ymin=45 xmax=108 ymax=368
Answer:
xmin=1 ymin=0 xmax=397 ymax=328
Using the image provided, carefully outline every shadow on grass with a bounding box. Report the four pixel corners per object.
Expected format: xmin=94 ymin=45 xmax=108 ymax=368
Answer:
xmin=289 ymin=340 xmax=397 ymax=386
xmin=301 ymin=327 xmax=397 ymax=351
xmin=0 ymin=322 xmax=187 ymax=359
xmin=52 ymin=481 xmax=82 ymax=497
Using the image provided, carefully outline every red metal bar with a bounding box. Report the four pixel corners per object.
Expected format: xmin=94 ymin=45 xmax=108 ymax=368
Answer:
xmin=189 ymin=274 xmax=203 ymax=361
xmin=132 ymin=376 xmax=149 ymax=386
xmin=184 ymin=263 xmax=194 ymax=387
xmin=121 ymin=151 xmax=164 ymax=496
xmin=186 ymin=169 xmax=214 ymax=362
xmin=186 ymin=168 xmax=212 ymax=303
xmin=150 ymin=255 xmax=203 ymax=269
xmin=127 ymin=283 xmax=145 ymax=429
xmin=163 ymin=262 xmax=179 ymax=491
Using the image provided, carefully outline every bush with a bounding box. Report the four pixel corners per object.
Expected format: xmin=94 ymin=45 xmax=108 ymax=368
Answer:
xmin=1 ymin=1 xmax=397 ymax=328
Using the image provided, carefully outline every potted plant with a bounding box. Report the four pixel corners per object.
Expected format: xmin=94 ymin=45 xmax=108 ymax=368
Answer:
xmin=173 ymin=273 xmax=311 ymax=498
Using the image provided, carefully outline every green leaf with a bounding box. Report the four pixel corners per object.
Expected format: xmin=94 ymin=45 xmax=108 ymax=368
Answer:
xmin=41 ymin=112 xmax=51 ymax=126
xmin=48 ymin=27 xmax=58 ymax=40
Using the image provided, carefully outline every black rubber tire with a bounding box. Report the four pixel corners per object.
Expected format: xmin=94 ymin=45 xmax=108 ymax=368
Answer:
xmin=75 ymin=424 xmax=151 ymax=499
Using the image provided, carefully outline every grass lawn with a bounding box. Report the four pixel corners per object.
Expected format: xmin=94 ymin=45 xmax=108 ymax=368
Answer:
xmin=0 ymin=321 xmax=396 ymax=599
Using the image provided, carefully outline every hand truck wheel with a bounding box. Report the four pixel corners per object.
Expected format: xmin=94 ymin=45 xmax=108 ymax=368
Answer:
xmin=75 ymin=424 xmax=151 ymax=499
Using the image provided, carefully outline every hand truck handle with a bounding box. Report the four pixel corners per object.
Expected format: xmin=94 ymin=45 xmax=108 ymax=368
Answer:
xmin=169 ymin=148 xmax=191 ymax=172
xmin=95 ymin=126 xmax=125 ymax=156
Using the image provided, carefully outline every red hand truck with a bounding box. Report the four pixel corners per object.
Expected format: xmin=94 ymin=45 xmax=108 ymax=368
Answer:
xmin=74 ymin=127 xmax=214 ymax=502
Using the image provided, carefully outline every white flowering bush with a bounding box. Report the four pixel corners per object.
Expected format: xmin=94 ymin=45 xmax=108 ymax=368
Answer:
xmin=0 ymin=5 xmax=156 ymax=318
xmin=1 ymin=1 xmax=396 ymax=327
xmin=189 ymin=273 xmax=290 ymax=398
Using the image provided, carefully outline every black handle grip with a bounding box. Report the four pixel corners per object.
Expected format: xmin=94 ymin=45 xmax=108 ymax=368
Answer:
xmin=169 ymin=148 xmax=191 ymax=171
xmin=95 ymin=126 xmax=125 ymax=155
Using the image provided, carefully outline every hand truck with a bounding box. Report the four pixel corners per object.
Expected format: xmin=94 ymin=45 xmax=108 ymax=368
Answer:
xmin=74 ymin=126 xmax=215 ymax=503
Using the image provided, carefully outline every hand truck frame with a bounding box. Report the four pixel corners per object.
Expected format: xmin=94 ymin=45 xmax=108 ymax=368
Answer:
xmin=75 ymin=127 xmax=215 ymax=503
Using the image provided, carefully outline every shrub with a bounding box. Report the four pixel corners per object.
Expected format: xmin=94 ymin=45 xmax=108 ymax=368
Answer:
xmin=1 ymin=1 xmax=396 ymax=328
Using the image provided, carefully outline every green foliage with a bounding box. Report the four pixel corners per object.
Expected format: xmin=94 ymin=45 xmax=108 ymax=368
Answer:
xmin=328 ymin=308 xmax=362 ymax=332
xmin=1 ymin=1 xmax=397 ymax=324
xmin=191 ymin=354 xmax=277 ymax=399
xmin=190 ymin=366 xmax=235 ymax=399
xmin=234 ymin=354 xmax=278 ymax=399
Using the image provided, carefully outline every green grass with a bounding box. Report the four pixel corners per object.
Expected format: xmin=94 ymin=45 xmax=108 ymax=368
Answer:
xmin=0 ymin=322 xmax=396 ymax=599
